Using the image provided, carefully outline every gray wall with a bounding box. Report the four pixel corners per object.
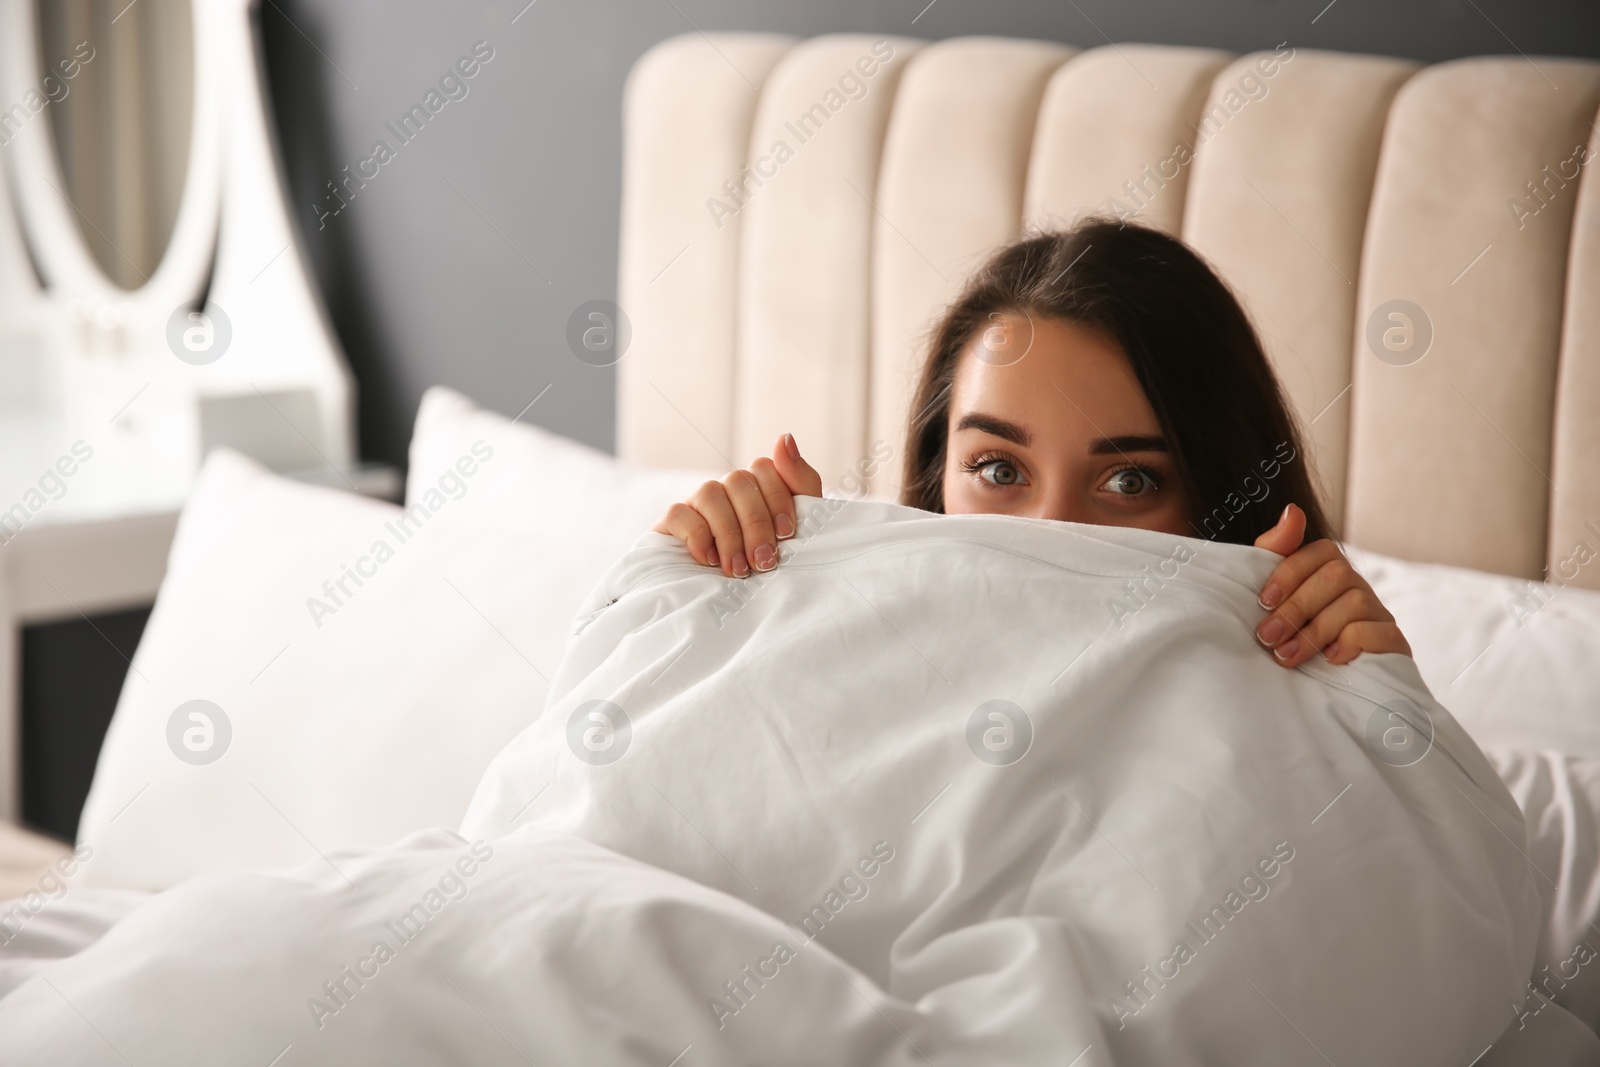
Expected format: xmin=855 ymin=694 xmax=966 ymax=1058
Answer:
xmin=260 ymin=0 xmax=1600 ymax=469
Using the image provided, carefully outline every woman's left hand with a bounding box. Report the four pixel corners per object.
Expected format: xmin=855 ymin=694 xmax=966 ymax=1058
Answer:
xmin=1251 ymin=504 xmax=1410 ymax=668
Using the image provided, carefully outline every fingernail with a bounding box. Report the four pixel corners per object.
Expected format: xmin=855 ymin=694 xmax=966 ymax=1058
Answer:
xmin=1279 ymin=504 xmax=1292 ymax=523
xmin=706 ymin=545 xmax=718 ymax=567
xmin=1324 ymin=640 xmax=1340 ymax=661
xmin=752 ymin=543 xmax=777 ymax=571
xmin=775 ymin=513 xmax=794 ymax=539
xmin=1273 ymin=637 xmax=1300 ymax=662
xmin=1258 ymin=582 xmax=1282 ymax=609
xmin=732 ymin=551 xmax=749 ymax=578
xmin=1257 ymin=617 xmax=1287 ymax=646
xmin=783 ymin=434 xmax=800 ymax=462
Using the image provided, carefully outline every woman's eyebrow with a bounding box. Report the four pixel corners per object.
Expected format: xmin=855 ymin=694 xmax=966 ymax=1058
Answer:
xmin=1089 ymin=435 xmax=1167 ymax=454
xmin=953 ymin=412 xmax=1032 ymax=446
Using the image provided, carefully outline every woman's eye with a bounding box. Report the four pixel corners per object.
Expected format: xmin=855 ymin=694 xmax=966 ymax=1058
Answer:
xmin=1105 ymin=469 xmax=1156 ymax=496
xmin=977 ymin=460 xmax=1027 ymax=487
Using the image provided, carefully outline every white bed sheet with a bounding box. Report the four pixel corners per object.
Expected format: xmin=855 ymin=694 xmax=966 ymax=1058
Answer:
xmin=0 ymin=888 xmax=151 ymax=999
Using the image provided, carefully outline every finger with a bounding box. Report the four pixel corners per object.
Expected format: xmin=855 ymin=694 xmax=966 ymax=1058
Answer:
xmin=723 ymin=469 xmax=779 ymax=576
xmin=748 ymin=457 xmax=797 ymax=541
xmin=1257 ymin=551 xmax=1373 ymax=652
xmin=1324 ymin=620 xmax=1411 ymax=665
xmin=690 ymin=480 xmax=745 ymax=578
xmin=654 ymin=502 xmax=719 ymax=568
xmin=1257 ymin=537 xmax=1345 ymax=612
xmin=773 ymin=434 xmax=824 ymax=498
xmin=1253 ymin=502 xmax=1306 ymax=557
xmin=1266 ymin=586 xmax=1374 ymax=668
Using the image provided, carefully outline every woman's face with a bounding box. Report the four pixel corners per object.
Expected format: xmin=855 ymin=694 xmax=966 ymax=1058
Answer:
xmin=940 ymin=312 xmax=1192 ymax=535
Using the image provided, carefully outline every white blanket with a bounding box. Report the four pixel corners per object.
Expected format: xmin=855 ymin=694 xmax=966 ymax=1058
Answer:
xmin=0 ymin=499 xmax=1545 ymax=1064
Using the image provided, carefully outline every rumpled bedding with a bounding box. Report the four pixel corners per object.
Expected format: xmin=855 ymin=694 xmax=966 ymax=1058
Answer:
xmin=0 ymin=499 xmax=1548 ymax=1064
xmin=0 ymin=883 xmax=147 ymax=1000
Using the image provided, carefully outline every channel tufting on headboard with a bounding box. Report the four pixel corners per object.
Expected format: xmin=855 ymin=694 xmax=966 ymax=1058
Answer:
xmin=617 ymin=34 xmax=1600 ymax=589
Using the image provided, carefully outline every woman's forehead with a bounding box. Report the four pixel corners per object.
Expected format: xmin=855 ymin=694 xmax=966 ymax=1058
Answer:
xmin=948 ymin=316 xmax=1160 ymax=438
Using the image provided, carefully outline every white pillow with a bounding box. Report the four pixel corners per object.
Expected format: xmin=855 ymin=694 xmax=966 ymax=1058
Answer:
xmin=1346 ymin=546 xmax=1600 ymax=757
xmin=408 ymin=386 xmax=713 ymax=538
xmin=77 ymin=449 xmax=619 ymax=889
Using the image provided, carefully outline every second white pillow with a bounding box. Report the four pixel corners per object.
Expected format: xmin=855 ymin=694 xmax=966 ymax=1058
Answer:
xmin=76 ymin=449 xmax=636 ymax=889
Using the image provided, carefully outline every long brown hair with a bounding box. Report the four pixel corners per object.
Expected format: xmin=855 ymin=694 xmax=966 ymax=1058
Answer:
xmin=901 ymin=218 xmax=1333 ymax=546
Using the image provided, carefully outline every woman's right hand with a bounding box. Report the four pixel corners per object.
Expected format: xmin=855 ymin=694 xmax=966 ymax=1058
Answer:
xmin=653 ymin=433 xmax=823 ymax=578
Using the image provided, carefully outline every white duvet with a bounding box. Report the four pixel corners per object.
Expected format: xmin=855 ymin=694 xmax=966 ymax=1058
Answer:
xmin=0 ymin=499 xmax=1546 ymax=1064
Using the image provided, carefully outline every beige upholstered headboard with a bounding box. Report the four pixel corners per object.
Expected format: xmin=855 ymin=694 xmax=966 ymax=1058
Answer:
xmin=616 ymin=34 xmax=1600 ymax=589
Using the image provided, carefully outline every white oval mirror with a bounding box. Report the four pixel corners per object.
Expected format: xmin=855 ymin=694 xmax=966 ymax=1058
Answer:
xmin=1 ymin=0 xmax=219 ymax=316
xmin=37 ymin=0 xmax=194 ymax=290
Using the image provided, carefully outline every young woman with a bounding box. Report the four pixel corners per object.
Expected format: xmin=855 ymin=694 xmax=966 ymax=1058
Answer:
xmin=652 ymin=219 xmax=1409 ymax=670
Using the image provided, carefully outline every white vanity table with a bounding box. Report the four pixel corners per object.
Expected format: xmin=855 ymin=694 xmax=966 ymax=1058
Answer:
xmin=0 ymin=0 xmax=386 ymax=824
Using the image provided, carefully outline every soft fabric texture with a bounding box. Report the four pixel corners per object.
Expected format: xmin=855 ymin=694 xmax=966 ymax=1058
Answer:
xmin=0 ymin=499 xmax=1547 ymax=1063
xmin=75 ymin=391 xmax=709 ymax=891
xmin=1344 ymin=59 xmax=1600 ymax=579
xmin=0 ymin=828 xmax=960 ymax=1065
xmin=0 ymin=841 xmax=144 ymax=1000
xmin=618 ymin=32 xmax=796 ymax=472
xmin=494 ymin=498 xmax=1538 ymax=1061
xmin=1488 ymin=748 xmax=1600 ymax=1031
xmin=0 ymin=886 xmax=148 ymax=1000
xmin=1181 ymin=50 xmax=1418 ymax=529
xmin=1348 ymin=545 xmax=1600 ymax=758
xmin=1550 ymin=118 xmax=1600 ymax=581
xmin=0 ymin=829 xmax=1584 ymax=1066
xmin=408 ymin=385 xmax=711 ymax=537
xmin=75 ymin=449 xmax=610 ymax=889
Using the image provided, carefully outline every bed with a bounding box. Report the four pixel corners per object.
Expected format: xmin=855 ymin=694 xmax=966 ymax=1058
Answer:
xmin=3 ymin=31 xmax=1600 ymax=1066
